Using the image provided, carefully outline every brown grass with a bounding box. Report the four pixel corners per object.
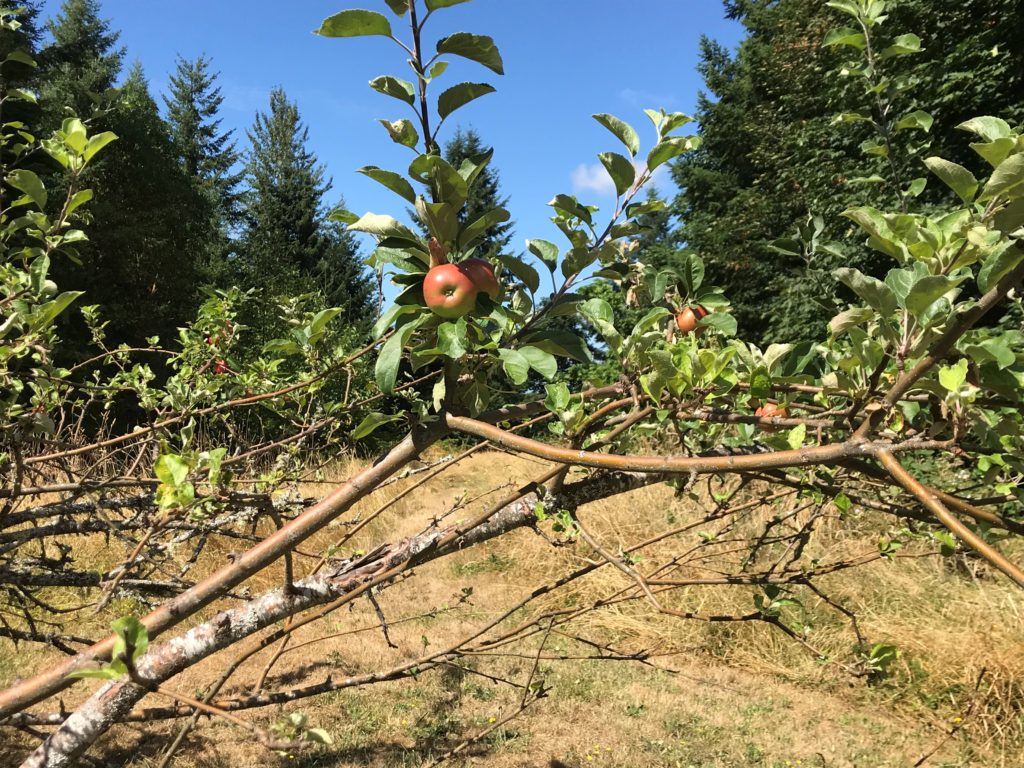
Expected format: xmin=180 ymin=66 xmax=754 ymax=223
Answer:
xmin=1 ymin=449 xmax=1022 ymax=768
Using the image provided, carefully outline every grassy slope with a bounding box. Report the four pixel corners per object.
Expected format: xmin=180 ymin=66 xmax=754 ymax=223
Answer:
xmin=1 ymin=450 xmax=1021 ymax=768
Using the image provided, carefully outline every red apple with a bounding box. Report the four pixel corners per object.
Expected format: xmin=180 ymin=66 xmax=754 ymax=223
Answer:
xmin=754 ymin=402 xmax=788 ymax=419
xmin=675 ymin=305 xmax=708 ymax=334
xmin=423 ymin=264 xmax=478 ymax=318
xmin=460 ymin=258 xmax=499 ymax=299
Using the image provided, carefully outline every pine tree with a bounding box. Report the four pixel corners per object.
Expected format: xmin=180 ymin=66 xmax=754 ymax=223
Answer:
xmin=0 ymin=3 xmax=44 ymax=149
xmin=163 ymin=54 xmax=243 ymax=286
xmin=164 ymin=54 xmax=242 ymax=225
xmin=38 ymin=0 xmax=123 ymax=126
xmin=241 ymin=88 xmax=373 ymax=333
xmin=56 ymin=63 xmax=208 ymax=349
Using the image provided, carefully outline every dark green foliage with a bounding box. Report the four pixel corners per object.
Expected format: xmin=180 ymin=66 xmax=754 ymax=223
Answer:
xmin=673 ymin=0 xmax=1024 ymax=345
xmin=163 ymin=54 xmax=243 ymax=285
xmin=37 ymin=0 xmax=123 ymax=124
xmin=239 ymin=88 xmax=374 ymax=339
xmin=57 ymin=64 xmax=209 ymax=348
xmin=37 ymin=1 xmax=209 ymax=353
xmin=0 ymin=3 xmax=43 ymax=145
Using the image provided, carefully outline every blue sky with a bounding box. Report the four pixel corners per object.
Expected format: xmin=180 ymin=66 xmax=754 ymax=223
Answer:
xmin=39 ymin=0 xmax=744 ymax=278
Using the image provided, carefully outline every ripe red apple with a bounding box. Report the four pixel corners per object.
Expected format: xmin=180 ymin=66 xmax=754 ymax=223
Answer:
xmin=423 ymin=263 xmax=478 ymax=318
xmin=754 ymin=402 xmax=787 ymax=419
xmin=460 ymin=258 xmax=499 ymax=299
xmin=675 ymin=305 xmax=708 ymax=334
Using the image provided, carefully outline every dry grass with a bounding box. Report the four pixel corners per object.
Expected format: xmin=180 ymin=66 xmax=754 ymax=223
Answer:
xmin=1 ymin=449 xmax=1022 ymax=768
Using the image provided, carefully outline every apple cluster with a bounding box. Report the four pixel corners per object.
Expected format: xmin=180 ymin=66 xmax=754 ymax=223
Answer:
xmin=423 ymin=258 xmax=499 ymax=319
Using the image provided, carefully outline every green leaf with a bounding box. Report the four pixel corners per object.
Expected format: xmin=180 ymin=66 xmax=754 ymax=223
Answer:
xmin=459 ymin=207 xmax=510 ymax=248
xmin=498 ymin=348 xmax=530 ymax=384
xmin=65 ymin=189 xmax=94 ymax=217
xmin=111 ymin=616 xmax=149 ymax=661
xmin=310 ymin=307 xmax=342 ymax=336
xmin=348 ymin=212 xmax=421 ymax=242
xmin=561 ymin=247 xmax=598 ymax=278
xmin=316 ymin=9 xmax=392 ymax=37
xmin=978 ymin=154 xmax=1024 ymax=202
xmin=938 ymin=359 xmax=968 ymax=392
xmin=375 ymin=316 xmax=423 ymax=393
xmin=378 ymin=118 xmax=419 ymax=148
xmin=977 ymin=244 xmax=1024 ymax=293
xmin=304 ymin=728 xmax=334 ymax=746
xmin=579 ymin=298 xmax=621 ymax=353
xmin=592 ymin=113 xmax=640 ymax=156
xmin=436 ymin=32 xmax=504 ymax=75
xmin=701 ymin=312 xmax=737 ymax=336
xmin=834 ymin=268 xmax=897 ymax=315
xmin=956 ymin=116 xmax=1013 ymax=142
xmin=384 ymin=0 xmax=409 ymax=14
xmin=924 ymin=157 xmax=978 ymax=203
xmin=519 ymin=345 xmax=557 ymax=379
xmin=598 ymin=151 xmax=635 ymax=197
xmin=526 ymin=239 xmax=559 ymax=272
xmin=155 ymin=454 xmax=190 ymax=487
xmin=30 ymin=290 xmax=83 ymax=331
xmin=522 ymin=329 xmax=593 ymax=363
xmin=646 ymin=136 xmax=699 ymax=170
xmin=4 ymin=50 xmax=37 ymax=67
xmin=823 ymin=26 xmax=865 ymax=49
xmin=83 ymin=131 xmax=117 ymax=163
xmin=410 ymin=155 xmax=468 ymax=208
xmin=906 ymin=275 xmax=961 ymax=318
xmin=428 ymin=60 xmax=448 ymax=79
xmin=6 ymin=169 xmax=46 ymax=209
xmin=352 ymin=412 xmax=405 ymax=439
xmin=841 ymin=207 xmax=904 ymax=260
xmin=372 ymin=303 xmax=420 ymax=339
xmin=436 ymin=319 xmax=468 ymax=359
xmin=786 ymin=424 xmax=807 ymax=450
xmin=369 ymin=75 xmax=415 ymax=105
xmin=677 ymin=253 xmax=705 ymax=295
xmin=894 ymin=110 xmax=933 ymax=132
xmin=358 ymin=166 xmax=417 ymax=203
xmin=425 ymin=0 xmax=472 ymax=8
xmin=437 ymin=82 xmax=495 ymax=120
xmin=548 ymin=194 xmax=592 ymax=224
xmin=497 ymin=254 xmax=540 ymax=293
xmin=879 ymin=33 xmax=922 ymax=58
xmin=829 ymin=307 xmax=874 ymax=336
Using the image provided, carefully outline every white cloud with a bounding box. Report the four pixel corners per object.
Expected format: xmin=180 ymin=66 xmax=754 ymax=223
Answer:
xmin=570 ymin=160 xmax=675 ymax=199
xmin=571 ymin=162 xmax=617 ymax=197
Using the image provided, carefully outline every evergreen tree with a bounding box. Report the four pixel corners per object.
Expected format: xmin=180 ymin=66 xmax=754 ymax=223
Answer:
xmin=56 ymin=63 xmax=208 ymax=348
xmin=0 ymin=3 xmax=44 ymax=149
xmin=672 ymin=0 xmax=1024 ymax=345
xmin=38 ymin=0 xmax=123 ymax=126
xmin=39 ymin=3 xmax=210 ymax=354
xmin=241 ymin=88 xmax=373 ymax=333
xmin=164 ymin=54 xmax=242 ymax=225
xmin=163 ymin=54 xmax=243 ymax=285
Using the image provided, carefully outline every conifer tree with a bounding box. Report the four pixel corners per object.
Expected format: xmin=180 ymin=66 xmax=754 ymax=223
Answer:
xmin=241 ymin=88 xmax=373 ymax=333
xmin=164 ymin=54 xmax=242 ymax=224
xmin=164 ymin=54 xmax=243 ymax=285
xmin=60 ymin=63 xmax=207 ymax=348
xmin=38 ymin=0 xmax=123 ymax=127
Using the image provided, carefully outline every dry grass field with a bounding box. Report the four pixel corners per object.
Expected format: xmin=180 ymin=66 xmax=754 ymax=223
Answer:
xmin=2 ymin=449 xmax=1022 ymax=768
